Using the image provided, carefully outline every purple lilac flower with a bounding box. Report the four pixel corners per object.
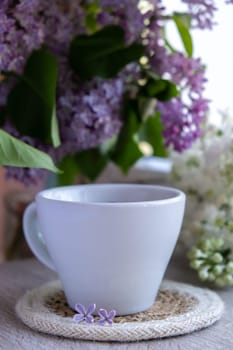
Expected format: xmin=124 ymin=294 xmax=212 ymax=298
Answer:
xmin=181 ymin=0 xmax=233 ymax=29
xmin=98 ymin=308 xmax=116 ymax=326
xmin=156 ymin=53 xmax=209 ymax=151
xmin=97 ymin=0 xmax=144 ymax=43
xmin=143 ymin=4 xmax=209 ymax=152
xmin=181 ymin=0 xmax=217 ymax=29
xmin=158 ymin=97 xmax=208 ymax=152
xmin=1 ymin=0 xmax=232 ymax=183
xmin=0 ymin=0 xmax=125 ymax=183
xmin=73 ymin=303 xmax=96 ymax=324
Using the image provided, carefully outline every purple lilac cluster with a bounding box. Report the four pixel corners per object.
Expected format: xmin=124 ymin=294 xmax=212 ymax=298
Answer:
xmin=97 ymin=0 xmax=144 ymax=43
xmin=1 ymin=0 xmax=129 ymax=183
xmin=157 ymin=51 xmax=208 ymax=151
xmin=0 ymin=0 xmax=232 ymax=183
xmin=182 ymin=0 xmax=233 ymax=29
xmin=143 ymin=2 xmax=209 ymax=151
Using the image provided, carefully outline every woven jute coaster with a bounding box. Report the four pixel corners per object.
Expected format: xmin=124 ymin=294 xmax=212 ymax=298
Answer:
xmin=15 ymin=280 xmax=224 ymax=342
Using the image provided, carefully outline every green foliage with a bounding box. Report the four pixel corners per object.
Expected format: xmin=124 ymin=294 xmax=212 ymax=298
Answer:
xmin=173 ymin=12 xmax=193 ymax=57
xmin=58 ymin=109 xmax=167 ymax=181
xmin=174 ymin=12 xmax=191 ymax=28
xmin=0 ymin=129 xmax=60 ymax=172
xmin=57 ymin=155 xmax=80 ymax=186
xmin=7 ymin=48 xmax=60 ymax=147
xmin=0 ymin=106 xmax=6 ymax=126
xmin=110 ymin=78 xmax=170 ymax=173
xmin=140 ymin=77 xmax=179 ymax=101
xmin=111 ymin=100 xmax=143 ymax=172
xmin=69 ymin=25 xmax=144 ymax=79
xmin=139 ymin=112 xmax=167 ymax=157
xmin=75 ymin=148 xmax=108 ymax=180
xmin=57 ymin=148 xmax=108 ymax=184
xmin=162 ymin=31 xmax=176 ymax=53
xmin=83 ymin=1 xmax=100 ymax=33
xmin=138 ymin=97 xmax=157 ymax=122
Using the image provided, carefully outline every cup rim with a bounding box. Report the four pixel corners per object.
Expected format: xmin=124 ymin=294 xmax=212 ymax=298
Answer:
xmin=36 ymin=183 xmax=185 ymax=206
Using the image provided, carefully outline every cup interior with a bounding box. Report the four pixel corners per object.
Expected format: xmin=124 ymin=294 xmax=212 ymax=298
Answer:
xmin=38 ymin=184 xmax=183 ymax=205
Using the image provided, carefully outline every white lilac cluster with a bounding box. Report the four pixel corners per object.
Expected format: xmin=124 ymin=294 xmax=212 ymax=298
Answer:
xmin=188 ymin=238 xmax=233 ymax=287
xmin=170 ymin=112 xmax=233 ymax=286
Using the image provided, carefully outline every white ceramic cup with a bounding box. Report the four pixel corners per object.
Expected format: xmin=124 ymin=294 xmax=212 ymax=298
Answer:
xmin=23 ymin=184 xmax=185 ymax=315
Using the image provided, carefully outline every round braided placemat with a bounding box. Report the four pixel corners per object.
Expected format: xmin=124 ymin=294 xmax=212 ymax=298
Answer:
xmin=15 ymin=280 xmax=224 ymax=342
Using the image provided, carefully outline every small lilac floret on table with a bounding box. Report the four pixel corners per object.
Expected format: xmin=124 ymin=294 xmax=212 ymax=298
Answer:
xmin=97 ymin=308 xmax=116 ymax=326
xmin=73 ymin=303 xmax=96 ymax=324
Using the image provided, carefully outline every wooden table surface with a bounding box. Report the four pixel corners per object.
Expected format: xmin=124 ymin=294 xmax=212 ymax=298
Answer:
xmin=0 ymin=254 xmax=232 ymax=350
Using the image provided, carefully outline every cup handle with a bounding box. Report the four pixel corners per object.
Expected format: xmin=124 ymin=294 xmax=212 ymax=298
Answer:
xmin=23 ymin=202 xmax=55 ymax=271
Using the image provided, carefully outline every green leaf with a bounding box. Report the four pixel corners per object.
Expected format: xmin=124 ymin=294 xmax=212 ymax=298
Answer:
xmin=107 ymin=43 xmax=144 ymax=77
xmin=0 ymin=106 xmax=6 ymax=126
xmin=99 ymin=135 xmax=118 ymax=155
xmin=51 ymin=107 xmax=60 ymax=147
xmin=75 ymin=148 xmax=107 ymax=181
xmin=173 ymin=13 xmax=193 ymax=57
xmin=84 ymin=1 xmax=100 ymax=33
xmin=164 ymin=37 xmax=176 ymax=53
xmin=162 ymin=28 xmax=176 ymax=54
xmin=138 ymin=97 xmax=157 ymax=121
xmin=85 ymin=13 xmax=99 ymax=33
xmin=69 ymin=25 xmax=144 ymax=79
xmin=111 ymin=100 xmax=143 ymax=172
xmin=57 ymin=149 xmax=108 ymax=185
xmin=140 ymin=78 xmax=179 ymax=101
xmin=156 ymin=81 xmax=179 ymax=101
xmin=57 ymin=155 xmax=80 ymax=186
xmin=139 ymin=112 xmax=167 ymax=157
xmin=0 ymin=129 xmax=60 ymax=172
xmin=112 ymin=137 xmax=143 ymax=173
xmin=174 ymin=12 xmax=192 ymax=28
xmin=7 ymin=48 xmax=60 ymax=147
xmin=141 ymin=79 xmax=167 ymax=97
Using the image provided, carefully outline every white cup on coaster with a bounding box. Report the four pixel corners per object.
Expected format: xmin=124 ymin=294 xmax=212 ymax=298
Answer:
xmin=23 ymin=183 xmax=185 ymax=315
